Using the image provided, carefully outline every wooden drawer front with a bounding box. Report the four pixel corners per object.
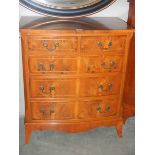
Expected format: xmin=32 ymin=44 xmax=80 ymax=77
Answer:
xmin=30 ymin=78 xmax=76 ymax=98
xmin=81 ymin=36 xmax=126 ymax=53
xmin=78 ymin=97 xmax=118 ymax=119
xmin=29 ymin=57 xmax=77 ymax=74
xmin=79 ymin=75 xmax=121 ymax=97
xmin=28 ymin=37 xmax=77 ymax=54
xmin=80 ymin=55 xmax=123 ymax=73
xmin=31 ymin=101 xmax=75 ymax=120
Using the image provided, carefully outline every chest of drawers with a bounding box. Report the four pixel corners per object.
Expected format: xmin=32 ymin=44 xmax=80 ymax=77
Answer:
xmin=20 ymin=17 xmax=134 ymax=144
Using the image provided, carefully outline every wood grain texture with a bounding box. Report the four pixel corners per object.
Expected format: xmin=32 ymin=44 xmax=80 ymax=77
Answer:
xmin=123 ymin=0 xmax=135 ymax=123
xmin=20 ymin=17 xmax=134 ymax=144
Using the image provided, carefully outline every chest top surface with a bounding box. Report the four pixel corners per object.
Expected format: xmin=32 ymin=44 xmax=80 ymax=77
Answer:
xmin=20 ymin=17 xmax=134 ymax=31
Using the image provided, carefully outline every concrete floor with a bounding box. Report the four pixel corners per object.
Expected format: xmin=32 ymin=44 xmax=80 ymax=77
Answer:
xmin=19 ymin=117 xmax=135 ymax=155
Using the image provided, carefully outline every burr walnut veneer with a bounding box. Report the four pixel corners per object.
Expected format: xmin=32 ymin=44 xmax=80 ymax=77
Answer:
xmin=20 ymin=17 xmax=134 ymax=144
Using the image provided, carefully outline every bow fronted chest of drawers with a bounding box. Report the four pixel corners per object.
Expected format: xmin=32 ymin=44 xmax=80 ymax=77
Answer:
xmin=20 ymin=17 xmax=134 ymax=144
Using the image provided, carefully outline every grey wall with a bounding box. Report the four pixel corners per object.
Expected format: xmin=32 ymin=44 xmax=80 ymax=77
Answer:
xmin=19 ymin=0 xmax=129 ymax=116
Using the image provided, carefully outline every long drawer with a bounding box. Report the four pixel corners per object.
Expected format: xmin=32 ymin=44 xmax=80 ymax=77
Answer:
xmin=31 ymin=96 xmax=118 ymax=120
xmin=30 ymin=73 xmax=121 ymax=98
xmin=29 ymin=55 xmax=123 ymax=74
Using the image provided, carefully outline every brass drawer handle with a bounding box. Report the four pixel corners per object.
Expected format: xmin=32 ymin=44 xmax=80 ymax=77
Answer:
xmin=87 ymin=65 xmax=95 ymax=73
xmin=98 ymin=83 xmax=113 ymax=92
xmin=39 ymin=85 xmax=45 ymax=93
xmin=37 ymin=63 xmax=46 ymax=71
xmin=97 ymin=41 xmax=112 ymax=50
xmin=97 ymin=41 xmax=103 ymax=47
xmin=39 ymin=85 xmax=56 ymax=95
xmin=96 ymin=105 xmax=111 ymax=113
xmin=96 ymin=106 xmax=102 ymax=112
xmin=105 ymin=105 xmax=111 ymax=112
xmin=37 ymin=63 xmax=55 ymax=71
xmin=108 ymin=41 xmax=112 ymax=47
xmin=42 ymin=40 xmax=60 ymax=52
xmin=49 ymin=64 xmax=55 ymax=71
xmin=100 ymin=60 xmax=116 ymax=71
xmin=40 ymin=106 xmax=55 ymax=116
xmin=49 ymin=85 xmax=56 ymax=93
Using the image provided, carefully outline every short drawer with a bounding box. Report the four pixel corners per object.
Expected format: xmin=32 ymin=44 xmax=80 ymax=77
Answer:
xmin=28 ymin=37 xmax=77 ymax=54
xmin=29 ymin=56 xmax=77 ymax=74
xmin=30 ymin=78 xmax=76 ymax=98
xmin=80 ymin=55 xmax=123 ymax=73
xmin=31 ymin=101 xmax=75 ymax=120
xmin=81 ymin=36 xmax=126 ymax=54
xmin=78 ymin=97 xmax=118 ymax=119
xmin=79 ymin=74 xmax=121 ymax=97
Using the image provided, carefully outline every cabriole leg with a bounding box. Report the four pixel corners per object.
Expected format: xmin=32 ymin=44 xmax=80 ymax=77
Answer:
xmin=25 ymin=124 xmax=32 ymax=144
xmin=115 ymin=121 xmax=123 ymax=137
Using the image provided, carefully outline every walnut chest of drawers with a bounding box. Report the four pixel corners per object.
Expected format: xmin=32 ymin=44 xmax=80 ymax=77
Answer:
xmin=20 ymin=17 xmax=134 ymax=144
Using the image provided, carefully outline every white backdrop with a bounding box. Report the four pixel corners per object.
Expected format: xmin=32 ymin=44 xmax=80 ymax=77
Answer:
xmin=19 ymin=0 xmax=129 ymax=116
